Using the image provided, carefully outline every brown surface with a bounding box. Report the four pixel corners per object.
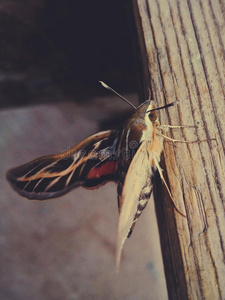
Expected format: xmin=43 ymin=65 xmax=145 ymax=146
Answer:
xmin=0 ymin=95 xmax=168 ymax=299
xmin=134 ymin=0 xmax=225 ymax=299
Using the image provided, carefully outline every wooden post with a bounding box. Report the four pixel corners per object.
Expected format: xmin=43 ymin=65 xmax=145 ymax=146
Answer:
xmin=132 ymin=0 xmax=225 ymax=299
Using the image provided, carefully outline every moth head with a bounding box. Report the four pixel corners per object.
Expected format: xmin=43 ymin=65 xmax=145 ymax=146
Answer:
xmin=147 ymin=101 xmax=158 ymax=122
xmin=146 ymin=100 xmax=177 ymax=122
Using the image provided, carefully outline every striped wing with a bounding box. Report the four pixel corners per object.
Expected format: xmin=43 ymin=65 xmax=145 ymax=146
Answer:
xmin=6 ymin=130 xmax=118 ymax=200
xmin=116 ymin=140 xmax=153 ymax=270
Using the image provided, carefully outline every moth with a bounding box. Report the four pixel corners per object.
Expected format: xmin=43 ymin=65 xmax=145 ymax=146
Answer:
xmin=6 ymin=82 xmax=186 ymax=271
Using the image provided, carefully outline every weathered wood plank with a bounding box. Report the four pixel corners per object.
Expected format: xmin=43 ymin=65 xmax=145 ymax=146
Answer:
xmin=133 ymin=0 xmax=225 ymax=299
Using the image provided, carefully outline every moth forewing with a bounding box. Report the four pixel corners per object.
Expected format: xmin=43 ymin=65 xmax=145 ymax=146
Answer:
xmin=116 ymin=141 xmax=152 ymax=271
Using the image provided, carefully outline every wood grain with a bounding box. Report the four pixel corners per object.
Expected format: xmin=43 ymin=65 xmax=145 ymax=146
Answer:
xmin=133 ymin=0 xmax=225 ymax=299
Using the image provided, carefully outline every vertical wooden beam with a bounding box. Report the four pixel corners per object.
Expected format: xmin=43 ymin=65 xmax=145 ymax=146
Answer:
xmin=132 ymin=0 xmax=225 ymax=299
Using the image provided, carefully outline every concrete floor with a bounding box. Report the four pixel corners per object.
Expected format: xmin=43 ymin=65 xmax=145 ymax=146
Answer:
xmin=0 ymin=95 xmax=168 ymax=300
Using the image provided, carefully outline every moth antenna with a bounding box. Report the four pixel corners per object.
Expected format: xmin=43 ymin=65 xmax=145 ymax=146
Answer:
xmin=147 ymin=87 xmax=152 ymax=100
xmin=147 ymin=100 xmax=178 ymax=113
xmin=99 ymin=81 xmax=137 ymax=110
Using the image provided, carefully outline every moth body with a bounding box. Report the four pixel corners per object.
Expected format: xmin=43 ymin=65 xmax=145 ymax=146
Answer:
xmin=115 ymin=100 xmax=164 ymax=269
xmin=6 ymin=96 xmax=168 ymax=271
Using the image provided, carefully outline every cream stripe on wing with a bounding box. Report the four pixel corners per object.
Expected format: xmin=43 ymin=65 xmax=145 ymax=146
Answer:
xmin=116 ymin=140 xmax=151 ymax=272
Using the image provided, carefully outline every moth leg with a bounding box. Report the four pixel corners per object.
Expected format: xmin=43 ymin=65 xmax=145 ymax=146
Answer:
xmin=157 ymin=125 xmax=196 ymax=130
xmin=158 ymin=132 xmax=211 ymax=144
xmin=157 ymin=132 xmax=191 ymax=143
xmin=154 ymin=159 xmax=186 ymax=217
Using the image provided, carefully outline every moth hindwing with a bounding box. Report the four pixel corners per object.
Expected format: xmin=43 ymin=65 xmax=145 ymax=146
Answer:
xmin=6 ymin=130 xmax=119 ymax=199
xmin=6 ymin=98 xmax=174 ymax=271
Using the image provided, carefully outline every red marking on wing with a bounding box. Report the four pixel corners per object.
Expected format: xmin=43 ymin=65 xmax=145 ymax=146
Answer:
xmin=87 ymin=161 xmax=117 ymax=179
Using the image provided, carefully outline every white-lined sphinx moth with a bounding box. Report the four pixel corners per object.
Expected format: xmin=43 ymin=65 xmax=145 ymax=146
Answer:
xmin=6 ymin=82 xmax=185 ymax=271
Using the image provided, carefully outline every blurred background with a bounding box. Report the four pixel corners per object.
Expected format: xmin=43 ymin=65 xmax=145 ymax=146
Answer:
xmin=0 ymin=1 xmax=168 ymax=299
xmin=0 ymin=0 xmax=140 ymax=108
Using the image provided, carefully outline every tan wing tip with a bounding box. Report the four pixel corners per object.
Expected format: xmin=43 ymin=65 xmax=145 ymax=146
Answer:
xmin=115 ymin=235 xmax=127 ymax=273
